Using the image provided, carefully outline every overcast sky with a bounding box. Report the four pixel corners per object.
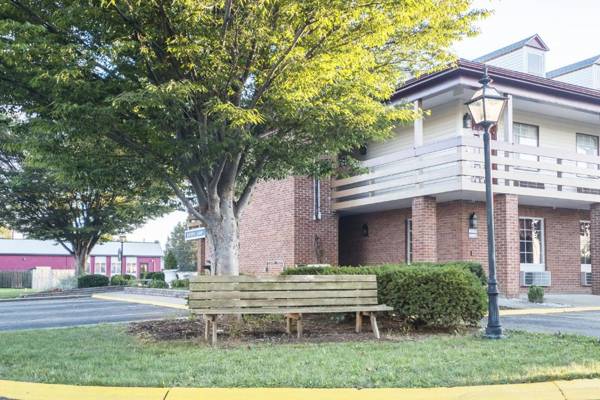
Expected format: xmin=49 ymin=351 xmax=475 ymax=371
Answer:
xmin=129 ymin=0 xmax=600 ymax=249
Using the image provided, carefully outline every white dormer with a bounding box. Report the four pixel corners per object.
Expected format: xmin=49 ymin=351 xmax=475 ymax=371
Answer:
xmin=473 ymin=34 xmax=549 ymax=76
xmin=547 ymin=55 xmax=600 ymax=90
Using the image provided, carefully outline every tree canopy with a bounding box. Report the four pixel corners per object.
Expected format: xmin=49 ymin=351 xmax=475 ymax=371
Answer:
xmin=0 ymin=118 xmax=174 ymax=275
xmin=0 ymin=0 xmax=486 ymax=274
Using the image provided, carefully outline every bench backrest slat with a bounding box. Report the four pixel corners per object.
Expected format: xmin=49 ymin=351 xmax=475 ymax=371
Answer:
xmin=189 ymin=274 xmax=380 ymax=312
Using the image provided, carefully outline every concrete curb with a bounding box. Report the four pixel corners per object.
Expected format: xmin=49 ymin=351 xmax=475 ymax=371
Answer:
xmin=92 ymin=294 xmax=188 ymax=310
xmin=1 ymin=378 xmax=599 ymax=400
xmin=500 ymin=306 xmax=600 ymax=316
xmin=0 ymin=294 xmax=89 ymax=303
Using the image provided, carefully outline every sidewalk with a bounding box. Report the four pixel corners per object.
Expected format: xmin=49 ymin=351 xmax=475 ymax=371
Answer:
xmin=1 ymin=378 xmax=599 ymax=400
xmin=92 ymin=293 xmax=187 ymax=310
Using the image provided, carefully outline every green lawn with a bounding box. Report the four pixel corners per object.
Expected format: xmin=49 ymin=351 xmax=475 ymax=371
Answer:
xmin=1 ymin=325 xmax=600 ymax=388
xmin=0 ymin=288 xmax=36 ymax=299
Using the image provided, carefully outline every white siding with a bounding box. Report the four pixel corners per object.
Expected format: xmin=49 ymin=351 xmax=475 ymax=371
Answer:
xmin=513 ymin=110 xmax=600 ymax=151
xmin=423 ymin=101 xmax=460 ymax=142
xmin=553 ymin=66 xmax=595 ymax=89
xmin=364 ymin=124 xmax=413 ymax=159
xmin=487 ymin=48 xmax=525 ymax=72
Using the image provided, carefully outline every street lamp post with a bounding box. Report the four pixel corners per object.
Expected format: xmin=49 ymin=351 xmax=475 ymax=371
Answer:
xmin=465 ymin=67 xmax=508 ymax=339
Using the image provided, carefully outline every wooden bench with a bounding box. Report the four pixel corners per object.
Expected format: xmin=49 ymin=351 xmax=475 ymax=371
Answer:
xmin=188 ymin=274 xmax=392 ymax=344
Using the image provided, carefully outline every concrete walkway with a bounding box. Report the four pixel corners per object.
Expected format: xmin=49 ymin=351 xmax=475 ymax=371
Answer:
xmin=1 ymin=378 xmax=600 ymax=400
xmin=500 ymin=294 xmax=600 ymax=309
xmin=92 ymin=293 xmax=188 ymax=310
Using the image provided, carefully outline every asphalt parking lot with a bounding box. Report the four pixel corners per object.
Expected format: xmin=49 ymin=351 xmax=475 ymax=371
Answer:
xmin=0 ymin=297 xmax=187 ymax=331
xmin=502 ymin=311 xmax=600 ymax=338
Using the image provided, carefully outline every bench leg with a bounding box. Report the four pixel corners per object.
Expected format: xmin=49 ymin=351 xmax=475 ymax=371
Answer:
xmin=369 ymin=313 xmax=380 ymax=339
xmin=203 ymin=315 xmax=209 ymax=341
xmin=296 ymin=314 xmax=303 ymax=339
xmin=211 ymin=316 xmax=218 ymax=345
xmin=285 ymin=316 xmax=292 ymax=335
xmin=355 ymin=311 xmax=363 ymax=333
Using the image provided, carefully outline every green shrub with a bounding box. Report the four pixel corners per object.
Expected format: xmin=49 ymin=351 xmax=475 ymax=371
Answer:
xmin=142 ymin=271 xmax=165 ymax=281
xmin=284 ymin=263 xmax=486 ymax=329
xmin=528 ymin=286 xmax=544 ymax=303
xmin=78 ymin=274 xmax=109 ymax=288
xmin=110 ymin=274 xmax=134 ymax=286
xmin=171 ymin=279 xmax=189 ymax=289
xmin=148 ymin=279 xmax=168 ymax=289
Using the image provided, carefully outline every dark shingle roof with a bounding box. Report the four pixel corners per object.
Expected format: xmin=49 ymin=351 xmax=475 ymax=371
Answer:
xmin=547 ymin=55 xmax=600 ymax=78
xmin=473 ymin=34 xmax=549 ymax=63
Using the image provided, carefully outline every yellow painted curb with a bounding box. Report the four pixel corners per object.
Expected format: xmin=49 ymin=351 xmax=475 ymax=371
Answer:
xmin=1 ymin=379 xmax=599 ymax=400
xmin=500 ymin=306 xmax=600 ymax=316
xmin=92 ymin=294 xmax=188 ymax=310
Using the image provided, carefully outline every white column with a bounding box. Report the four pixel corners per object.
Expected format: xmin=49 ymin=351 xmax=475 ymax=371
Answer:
xmin=504 ymin=94 xmax=513 ymax=143
xmin=414 ymin=99 xmax=423 ymax=147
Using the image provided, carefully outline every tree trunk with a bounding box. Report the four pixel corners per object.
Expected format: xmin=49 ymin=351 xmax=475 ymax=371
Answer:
xmin=206 ymin=198 xmax=240 ymax=276
xmin=74 ymin=249 xmax=89 ymax=277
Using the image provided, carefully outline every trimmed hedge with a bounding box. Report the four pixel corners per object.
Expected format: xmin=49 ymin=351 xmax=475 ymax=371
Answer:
xmin=142 ymin=272 xmax=165 ymax=281
xmin=110 ymin=274 xmax=134 ymax=286
xmin=78 ymin=274 xmax=109 ymax=288
xmin=283 ymin=262 xmax=486 ymax=328
xmin=148 ymin=279 xmax=168 ymax=289
xmin=171 ymin=279 xmax=189 ymax=289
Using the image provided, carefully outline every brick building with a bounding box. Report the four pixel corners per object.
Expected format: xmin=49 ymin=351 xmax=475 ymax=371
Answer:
xmin=196 ymin=35 xmax=600 ymax=297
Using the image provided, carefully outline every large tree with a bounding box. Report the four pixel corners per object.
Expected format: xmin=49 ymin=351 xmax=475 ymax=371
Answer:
xmin=0 ymin=120 xmax=173 ymax=275
xmin=0 ymin=0 xmax=485 ymax=275
xmin=166 ymin=221 xmax=198 ymax=271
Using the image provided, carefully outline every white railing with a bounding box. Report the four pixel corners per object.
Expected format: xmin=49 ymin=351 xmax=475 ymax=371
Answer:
xmin=332 ymin=135 xmax=600 ymax=210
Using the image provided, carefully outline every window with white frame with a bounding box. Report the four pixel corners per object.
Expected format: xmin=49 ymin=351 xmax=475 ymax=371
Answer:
xmin=519 ymin=217 xmax=544 ymax=271
xmin=513 ymin=122 xmax=544 ymax=189
xmin=95 ymin=258 xmax=107 ymax=275
xmin=111 ymin=259 xmax=121 ymax=275
xmin=126 ymin=257 xmax=138 ymax=276
xmin=576 ymin=134 xmax=600 ymax=194
xmin=405 ymin=218 xmax=413 ymax=265
xmin=313 ymin=177 xmax=321 ymax=220
xmin=580 ymin=221 xmax=591 ymax=272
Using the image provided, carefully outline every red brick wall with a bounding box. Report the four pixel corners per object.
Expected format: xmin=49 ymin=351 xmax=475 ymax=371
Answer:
xmin=412 ymin=196 xmax=437 ymax=262
xmin=591 ymin=204 xmax=600 ymax=295
xmin=238 ymin=178 xmax=296 ymax=275
xmin=339 ymin=208 xmax=411 ymax=265
xmin=494 ymin=194 xmax=520 ymax=297
xmin=293 ymin=177 xmax=339 ymax=266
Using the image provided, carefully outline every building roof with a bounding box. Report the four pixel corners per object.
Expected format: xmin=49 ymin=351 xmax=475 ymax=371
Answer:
xmin=547 ymin=55 xmax=600 ymax=78
xmin=473 ymin=34 xmax=549 ymax=63
xmin=391 ymin=59 xmax=600 ymax=105
xmin=0 ymin=239 xmax=163 ymax=257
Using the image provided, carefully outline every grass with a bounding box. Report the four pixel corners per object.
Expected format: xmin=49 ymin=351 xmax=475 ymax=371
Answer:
xmin=0 ymin=288 xmax=37 ymax=299
xmin=1 ymin=325 xmax=600 ymax=388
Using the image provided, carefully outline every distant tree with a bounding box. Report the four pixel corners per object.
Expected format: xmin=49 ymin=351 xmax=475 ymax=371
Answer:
xmin=0 ymin=1 xmax=486 ymax=274
xmin=164 ymin=250 xmax=178 ymax=270
xmin=0 ymin=226 xmax=12 ymax=239
xmin=165 ymin=222 xmax=197 ymax=271
xmin=0 ymin=122 xmax=174 ymax=276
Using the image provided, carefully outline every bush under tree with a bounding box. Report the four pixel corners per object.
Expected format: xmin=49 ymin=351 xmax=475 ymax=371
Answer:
xmin=78 ymin=274 xmax=109 ymax=288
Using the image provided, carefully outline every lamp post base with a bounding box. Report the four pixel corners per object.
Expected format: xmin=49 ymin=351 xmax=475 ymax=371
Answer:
xmin=484 ymin=326 xmax=504 ymax=339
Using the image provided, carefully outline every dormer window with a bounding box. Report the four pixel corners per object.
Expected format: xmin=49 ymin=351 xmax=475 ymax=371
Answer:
xmin=527 ymin=53 xmax=544 ymax=76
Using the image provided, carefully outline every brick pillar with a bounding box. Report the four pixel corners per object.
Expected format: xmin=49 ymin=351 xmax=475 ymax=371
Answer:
xmin=494 ymin=194 xmax=520 ymax=298
xmin=412 ymin=196 xmax=437 ymax=262
xmin=591 ymin=203 xmax=600 ymax=295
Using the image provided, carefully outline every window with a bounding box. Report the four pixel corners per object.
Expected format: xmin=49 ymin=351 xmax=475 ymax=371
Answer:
xmin=111 ymin=259 xmax=121 ymax=275
xmin=575 ymin=133 xmax=600 ymax=194
xmin=527 ymin=53 xmax=544 ymax=76
xmin=95 ymin=258 xmax=107 ymax=275
xmin=513 ymin=123 xmax=544 ymax=189
xmin=126 ymin=257 xmax=138 ymax=276
xmin=519 ymin=217 xmax=544 ymax=269
xmin=313 ymin=177 xmax=321 ymax=220
xmin=580 ymin=221 xmax=591 ymax=268
xmin=405 ymin=218 xmax=413 ymax=265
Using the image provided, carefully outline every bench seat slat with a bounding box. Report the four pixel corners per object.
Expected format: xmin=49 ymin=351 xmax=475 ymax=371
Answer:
xmin=190 ymin=281 xmax=377 ymax=291
xmin=188 ymin=289 xmax=378 ymax=300
xmin=189 ymin=297 xmax=378 ymax=308
xmin=190 ymin=275 xmax=376 ymax=283
xmin=191 ymin=305 xmax=393 ymax=315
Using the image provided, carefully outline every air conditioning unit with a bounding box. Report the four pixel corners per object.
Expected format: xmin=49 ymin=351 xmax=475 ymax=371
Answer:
xmin=520 ymin=271 xmax=551 ymax=287
xmin=581 ymin=272 xmax=593 ymax=286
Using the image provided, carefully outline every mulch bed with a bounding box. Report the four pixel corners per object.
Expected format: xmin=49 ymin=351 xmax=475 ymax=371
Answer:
xmin=128 ymin=314 xmax=468 ymax=345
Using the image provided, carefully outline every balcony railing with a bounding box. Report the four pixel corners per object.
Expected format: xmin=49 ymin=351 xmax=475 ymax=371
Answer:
xmin=332 ymin=135 xmax=600 ymax=211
